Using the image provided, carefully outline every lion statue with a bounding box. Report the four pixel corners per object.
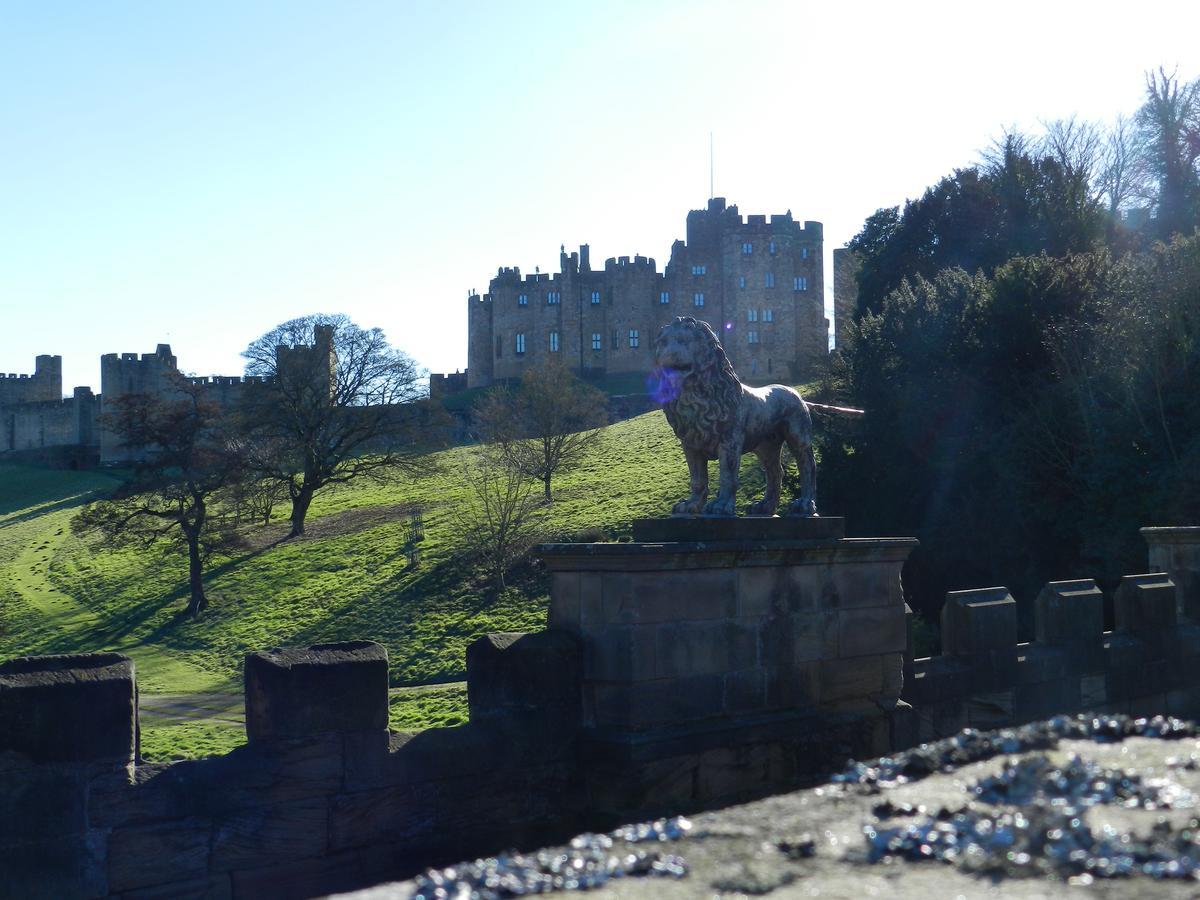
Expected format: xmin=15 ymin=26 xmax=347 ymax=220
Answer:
xmin=654 ymin=316 xmax=819 ymax=517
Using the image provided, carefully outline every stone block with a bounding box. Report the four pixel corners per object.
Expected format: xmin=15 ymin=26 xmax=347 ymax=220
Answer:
xmin=941 ymin=587 xmax=1017 ymax=656
xmin=760 ymin=610 xmax=836 ymax=668
xmin=1034 ymin=579 xmax=1105 ymax=649
xmin=1114 ymin=573 xmax=1177 ymax=636
xmin=328 ymin=783 xmax=437 ymax=852
xmin=0 ymin=767 xmax=86 ymax=843
xmin=1016 ymin=676 xmax=1081 ymax=721
xmin=655 ymin=620 xmax=758 ymax=678
xmin=916 ymin=701 xmax=968 ymax=742
xmin=903 ymin=656 xmax=971 ymax=706
xmin=211 ymin=797 xmax=328 ymax=871
xmin=0 ymin=831 xmax=107 ymax=900
xmin=578 ymin=573 xmax=604 ymax=629
xmin=581 ymin=624 xmax=656 ymax=681
xmin=1081 ymin=673 xmax=1107 ymax=709
xmin=588 ymin=674 xmax=725 ymax=730
xmin=838 ymin=605 xmax=907 ymax=658
xmin=0 ymin=652 xmax=135 ymax=765
xmin=230 ymin=844 xmax=396 ymax=900
xmin=819 ymin=655 xmax=884 ymax=706
xmin=623 ymin=571 xmax=738 ymax=623
xmin=244 ymin=640 xmax=388 ymax=742
xmin=722 ymin=667 xmax=767 ymax=712
xmin=967 ymin=691 xmax=1015 ymax=728
xmin=108 ymin=818 xmax=211 ymax=893
xmin=828 ymin=562 xmax=903 ymax=610
xmin=1016 ymin=644 xmax=1071 ymax=685
xmin=736 ymin=566 xmax=819 ymax=616
xmin=547 ymin=572 xmax=580 ymax=630
xmin=764 ymin=661 xmax=821 ymax=709
xmin=1142 ymin=526 xmax=1200 ymax=620
xmin=466 ymin=630 xmax=580 ymax=720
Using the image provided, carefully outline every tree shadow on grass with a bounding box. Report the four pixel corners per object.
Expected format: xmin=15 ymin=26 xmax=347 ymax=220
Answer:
xmin=0 ymin=492 xmax=104 ymax=528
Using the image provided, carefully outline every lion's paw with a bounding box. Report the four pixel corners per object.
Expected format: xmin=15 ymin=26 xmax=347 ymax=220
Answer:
xmin=746 ymin=499 xmax=778 ymax=516
xmin=703 ymin=498 xmax=736 ymax=517
xmin=673 ymin=498 xmax=704 ymax=515
xmin=787 ymin=498 xmax=818 ymax=518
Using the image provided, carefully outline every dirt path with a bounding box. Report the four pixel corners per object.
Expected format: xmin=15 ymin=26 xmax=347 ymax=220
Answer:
xmin=135 ymin=682 xmax=467 ymax=727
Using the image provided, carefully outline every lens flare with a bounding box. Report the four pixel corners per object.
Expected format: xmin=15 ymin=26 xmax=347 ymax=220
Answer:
xmin=647 ymin=368 xmax=682 ymax=405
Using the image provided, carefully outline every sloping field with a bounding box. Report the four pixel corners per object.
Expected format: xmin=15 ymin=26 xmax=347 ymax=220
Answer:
xmin=0 ymin=404 xmax=799 ymax=758
xmin=0 ymin=410 xmax=696 ymax=756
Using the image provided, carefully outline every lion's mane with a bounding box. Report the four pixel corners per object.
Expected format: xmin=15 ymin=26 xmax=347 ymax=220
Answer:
xmin=660 ymin=318 xmax=741 ymax=453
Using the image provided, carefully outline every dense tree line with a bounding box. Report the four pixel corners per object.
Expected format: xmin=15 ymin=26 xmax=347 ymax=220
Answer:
xmin=823 ymin=70 xmax=1200 ymax=632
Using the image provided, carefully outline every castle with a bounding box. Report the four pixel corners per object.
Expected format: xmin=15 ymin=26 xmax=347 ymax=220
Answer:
xmin=0 ymin=328 xmax=334 ymax=467
xmin=444 ymin=198 xmax=829 ymax=393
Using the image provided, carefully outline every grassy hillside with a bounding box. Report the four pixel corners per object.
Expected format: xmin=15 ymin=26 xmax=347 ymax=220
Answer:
xmin=0 ymin=404 xmax=795 ymax=760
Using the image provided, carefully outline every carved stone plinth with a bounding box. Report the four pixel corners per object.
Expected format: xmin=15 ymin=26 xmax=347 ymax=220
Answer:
xmin=537 ymin=518 xmax=917 ymax=814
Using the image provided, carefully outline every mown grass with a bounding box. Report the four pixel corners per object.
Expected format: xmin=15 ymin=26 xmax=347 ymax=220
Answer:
xmin=0 ymin=396 xmax=811 ymax=756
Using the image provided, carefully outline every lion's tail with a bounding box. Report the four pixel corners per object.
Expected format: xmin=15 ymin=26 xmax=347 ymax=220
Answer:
xmin=806 ymin=401 xmax=865 ymax=417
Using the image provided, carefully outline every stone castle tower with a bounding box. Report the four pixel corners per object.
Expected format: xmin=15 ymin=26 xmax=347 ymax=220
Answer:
xmin=463 ymin=198 xmax=828 ymax=390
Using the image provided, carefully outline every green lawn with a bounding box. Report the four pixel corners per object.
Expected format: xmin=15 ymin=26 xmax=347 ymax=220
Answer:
xmin=0 ymin=401 xmax=808 ymax=758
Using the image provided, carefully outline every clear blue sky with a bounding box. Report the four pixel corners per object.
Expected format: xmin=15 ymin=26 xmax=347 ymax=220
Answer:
xmin=1 ymin=1 xmax=1196 ymax=391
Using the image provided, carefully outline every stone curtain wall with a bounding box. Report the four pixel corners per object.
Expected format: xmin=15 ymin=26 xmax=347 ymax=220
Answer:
xmin=904 ymin=527 xmax=1200 ymax=740
xmin=0 ymin=641 xmax=585 ymax=900
xmin=4 ymin=526 xmax=1200 ymax=898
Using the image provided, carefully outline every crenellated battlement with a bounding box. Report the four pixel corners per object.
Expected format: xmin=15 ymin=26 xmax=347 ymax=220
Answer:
xmin=603 ymin=254 xmax=658 ymax=271
xmin=3 ymin=525 xmax=1200 ymax=897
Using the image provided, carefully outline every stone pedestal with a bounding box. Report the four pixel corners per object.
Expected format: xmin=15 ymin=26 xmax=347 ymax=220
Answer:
xmin=537 ymin=518 xmax=917 ymax=814
xmin=1143 ymin=527 xmax=1200 ymax=621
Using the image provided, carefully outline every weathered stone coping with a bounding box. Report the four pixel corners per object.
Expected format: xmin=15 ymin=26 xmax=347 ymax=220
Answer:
xmin=1142 ymin=526 xmax=1200 ymax=544
xmin=631 ymin=516 xmax=846 ymax=542
xmin=537 ymin=537 xmax=919 ymax=571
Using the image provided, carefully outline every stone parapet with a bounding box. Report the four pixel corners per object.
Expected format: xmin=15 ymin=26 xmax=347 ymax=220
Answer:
xmin=1143 ymin=526 xmax=1200 ymax=621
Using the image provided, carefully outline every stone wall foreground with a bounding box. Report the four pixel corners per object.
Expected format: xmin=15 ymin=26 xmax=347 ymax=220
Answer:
xmin=2 ymin=524 xmax=1200 ymax=899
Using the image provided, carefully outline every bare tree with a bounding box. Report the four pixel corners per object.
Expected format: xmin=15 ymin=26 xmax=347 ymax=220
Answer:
xmin=240 ymin=314 xmax=445 ymax=536
xmin=73 ymin=376 xmax=244 ymax=617
xmin=447 ymin=449 xmax=545 ymax=591
xmin=472 ymin=361 xmax=608 ymax=502
xmin=1040 ymin=115 xmax=1104 ymax=196
xmin=1098 ymin=114 xmax=1151 ymax=222
xmin=1135 ymin=67 xmax=1200 ymax=238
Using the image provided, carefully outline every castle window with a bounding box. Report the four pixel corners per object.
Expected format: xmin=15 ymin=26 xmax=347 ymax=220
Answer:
xmin=763 ymin=308 xmax=774 ymax=322
xmin=742 ymin=242 xmax=753 ymax=255
xmin=748 ymin=331 xmax=759 ymax=344
xmin=693 ymin=292 xmax=705 ymax=307
xmin=628 ymin=330 xmax=640 ymax=348
xmin=691 ymin=264 xmax=706 ymax=276
xmin=612 ymin=329 xmax=620 ymax=349
xmin=547 ymin=291 xmax=561 ymax=304
xmin=591 ymin=291 xmax=601 ymax=305
xmin=496 ymin=337 xmax=503 ymax=358
xmin=518 ymin=293 xmax=528 ymax=306
xmin=516 ymin=333 xmax=526 ymax=355
xmin=660 ymin=291 xmax=670 ymax=304
xmin=769 ymin=241 xmax=777 ymax=254
xmin=764 ymin=272 xmax=775 ymax=288
xmin=738 ymin=276 xmax=746 ymax=289
xmin=802 ymin=247 xmax=809 ymax=260
xmin=747 ymin=309 xmax=758 ymax=322
xmin=793 ymin=276 xmax=808 ymax=291
xmin=592 ymin=332 xmax=602 ymax=350
xmin=549 ymin=331 xmax=560 ymax=352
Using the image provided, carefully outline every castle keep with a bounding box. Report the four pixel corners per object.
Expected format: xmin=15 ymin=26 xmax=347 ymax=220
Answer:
xmin=460 ymin=198 xmax=828 ymax=390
